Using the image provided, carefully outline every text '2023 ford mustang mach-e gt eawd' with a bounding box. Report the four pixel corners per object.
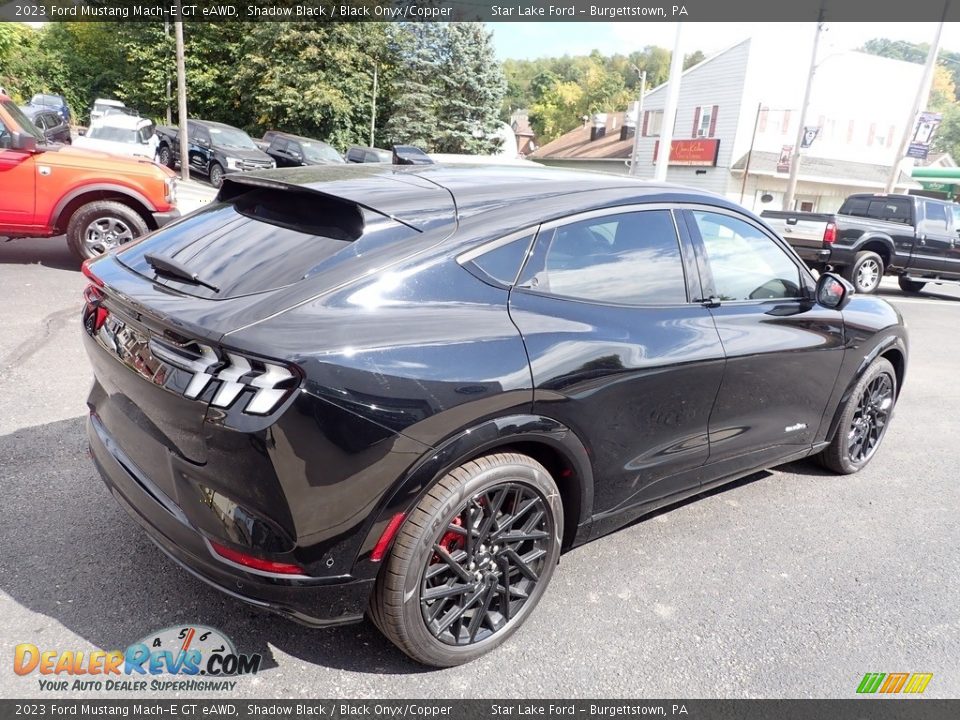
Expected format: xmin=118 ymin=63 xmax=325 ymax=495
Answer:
xmin=82 ymin=165 xmax=907 ymax=666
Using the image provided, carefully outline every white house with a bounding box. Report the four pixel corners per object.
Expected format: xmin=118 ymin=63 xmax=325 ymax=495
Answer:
xmin=532 ymin=37 xmax=924 ymax=213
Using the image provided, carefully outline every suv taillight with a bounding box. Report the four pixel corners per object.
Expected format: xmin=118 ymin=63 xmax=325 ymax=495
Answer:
xmin=81 ymin=260 xmax=109 ymax=332
xmin=823 ymin=222 xmax=837 ymax=244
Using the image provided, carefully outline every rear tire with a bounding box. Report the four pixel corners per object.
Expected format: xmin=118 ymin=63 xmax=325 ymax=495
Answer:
xmin=817 ymin=358 xmax=897 ymax=475
xmin=897 ymin=276 xmax=926 ymax=294
xmin=66 ymin=200 xmax=149 ymax=261
xmin=842 ymin=251 xmax=884 ymax=294
xmin=369 ymin=452 xmax=563 ymax=667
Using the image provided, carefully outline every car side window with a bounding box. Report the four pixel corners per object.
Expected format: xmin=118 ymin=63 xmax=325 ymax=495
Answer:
xmin=271 ymin=138 xmax=288 ymax=153
xmin=288 ymin=142 xmax=302 ymax=157
xmin=692 ymin=211 xmax=801 ymax=301
xmin=520 ymin=210 xmax=688 ymax=305
xmin=469 ymin=234 xmax=534 ymax=286
xmin=0 ymin=117 xmax=9 ymax=148
xmin=924 ymin=201 xmax=948 ymax=232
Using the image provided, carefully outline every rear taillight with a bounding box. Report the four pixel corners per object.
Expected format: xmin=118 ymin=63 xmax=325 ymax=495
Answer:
xmin=82 ymin=262 xmax=109 ymax=332
xmin=823 ymin=222 xmax=837 ymax=244
xmin=208 ymin=540 xmax=305 ymax=576
xmin=148 ymin=337 xmax=299 ymax=416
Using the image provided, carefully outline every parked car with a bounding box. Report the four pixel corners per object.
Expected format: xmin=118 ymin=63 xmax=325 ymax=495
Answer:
xmin=762 ymin=193 xmax=960 ymax=294
xmin=19 ymin=104 xmax=71 ymax=144
xmin=89 ymin=98 xmax=127 ymax=125
xmin=75 ymin=114 xmax=158 ymax=160
xmin=81 ymin=165 xmax=907 ymax=667
xmin=253 ymin=129 xmax=284 ymax=151
xmin=155 ymin=119 xmax=274 ymax=188
xmin=345 ymin=145 xmax=392 ymax=163
xmin=264 ymin=132 xmax=344 ymax=167
xmin=29 ymin=93 xmax=71 ymax=124
xmin=0 ymin=93 xmax=178 ymax=261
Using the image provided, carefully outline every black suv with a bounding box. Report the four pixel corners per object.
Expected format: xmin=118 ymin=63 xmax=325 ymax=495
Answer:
xmin=155 ymin=120 xmax=275 ymax=188
xmin=264 ymin=132 xmax=344 ymax=167
xmin=20 ymin=104 xmax=71 ymax=144
xmin=82 ymin=165 xmax=907 ymax=667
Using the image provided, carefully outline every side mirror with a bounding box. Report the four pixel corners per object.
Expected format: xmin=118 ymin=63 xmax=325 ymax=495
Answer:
xmin=11 ymin=132 xmax=38 ymax=153
xmin=816 ymin=272 xmax=854 ymax=310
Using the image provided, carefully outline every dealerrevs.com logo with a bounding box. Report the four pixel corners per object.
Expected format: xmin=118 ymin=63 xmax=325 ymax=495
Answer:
xmin=14 ymin=625 xmax=261 ymax=692
xmin=856 ymin=673 xmax=934 ymax=695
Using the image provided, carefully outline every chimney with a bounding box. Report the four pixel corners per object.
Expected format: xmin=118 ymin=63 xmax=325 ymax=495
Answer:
xmin=590 ymin=113 xmax=608 ymax=141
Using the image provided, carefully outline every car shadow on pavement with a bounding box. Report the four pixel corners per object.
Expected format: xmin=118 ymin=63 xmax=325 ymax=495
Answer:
xmin=0 ymin=235 xmax=80 ymax=271
xmin=0 ymin=416 xmax=430 ymax=677
xmin=877 ymin=286 xmax=960 ymax=303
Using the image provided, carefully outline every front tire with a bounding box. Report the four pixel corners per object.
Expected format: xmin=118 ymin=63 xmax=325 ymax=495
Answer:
xmin=157 ymin=144 xmax=173 ymax=169
xmin=817 ymin=358 xmax=897 ymax=474
xmin=66 ymin=200 xmax=149 ymax=261
xmin=898 ymin=276 xmax=926 ymax=294
xmin=843 ymin=251 xmax=884 ymax=294
xmin=209 ymin=163 xmax=224 ymax=189
xmin=369 ymin=452 xmax=563 ymax=667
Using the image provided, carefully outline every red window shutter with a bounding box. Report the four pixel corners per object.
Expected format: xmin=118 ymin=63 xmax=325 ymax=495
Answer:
xmin=782 ymin=110 xmax=791 ymax=135
xmin=758 ymin=109 xmax=768 ymax=133
xmin=692 ymin=107 xmax=701 ymax=137
xmin=708 ymin=105 xmax=718 ymax=137
xmin=642 ymin=111 xmax=649 ymax=136
xmin=847 ymin=120 xmax=855 ymax=143
xmin=868 ymin=123 xmax=876 ymax=146
xmin=887 ymin=125 xmax=895 ymax=147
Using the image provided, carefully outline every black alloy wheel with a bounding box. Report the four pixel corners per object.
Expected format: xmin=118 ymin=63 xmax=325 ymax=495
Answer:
xmin=420 ymin=482 xmax=550 ymax=646
xmin=818 ymin=357 xmax=897 ymax=474
xmin=847 ymin=372 xmax=894 ymax=465
xmin=369 ymin=453 xmax=563 ymax=667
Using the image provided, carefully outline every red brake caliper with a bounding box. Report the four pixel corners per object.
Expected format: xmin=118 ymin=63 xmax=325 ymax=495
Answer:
xmin=434 ymin=515 xmax=464 ymax=562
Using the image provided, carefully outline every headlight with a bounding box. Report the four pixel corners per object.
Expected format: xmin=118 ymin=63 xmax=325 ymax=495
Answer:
xmin=269 ymin=160 xmax=276 ymax=169
xmin=225 ymin=157 xmax=241 ymax=170
xmin=165 ymin=177 xmax=177 ymax=205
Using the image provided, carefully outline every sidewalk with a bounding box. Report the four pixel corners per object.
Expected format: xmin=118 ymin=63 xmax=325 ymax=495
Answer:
xmin=175 ymin=178 xmax=218 ymax=215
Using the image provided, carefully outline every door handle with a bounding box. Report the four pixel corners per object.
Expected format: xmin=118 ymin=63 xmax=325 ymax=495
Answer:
xmin=699 ymin=296 xmax=721 ymax=308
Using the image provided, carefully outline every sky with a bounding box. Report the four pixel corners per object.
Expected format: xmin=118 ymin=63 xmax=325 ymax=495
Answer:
xmin=489 ymin=22 xmax=960 ymax=61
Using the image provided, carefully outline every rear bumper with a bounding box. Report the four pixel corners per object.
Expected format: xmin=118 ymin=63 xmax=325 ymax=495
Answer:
xmin=151 ymin=208 xmax=181 ymax=228
xmin=791 ymin=245 xmax=831 ymax=265
xmin=87 ymin=413 xmax=373 ymax=628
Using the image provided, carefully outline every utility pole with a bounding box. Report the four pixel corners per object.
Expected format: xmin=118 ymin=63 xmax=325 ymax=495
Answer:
xmin=174 ymin=5 xmax=189 ymax=182
xmin=628 ymin=70 xmax=646 ymax=177
xmin=164 ymin=19 xmax=172 ymax=125
xmin=740 ymin=103 xmax=763 ymax=206
xmin=654 ymin=22 xmax=684 ymax=182
xmin=783 ymin=10 xmax=825 ymax=211
xmin=369 ymin=63 xmax=378 ymax=147
xmin=885 ymin=6 xmax=949 ymax=193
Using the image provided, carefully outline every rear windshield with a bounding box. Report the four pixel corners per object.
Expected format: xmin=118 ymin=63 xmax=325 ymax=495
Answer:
xmin=116 ymin=187 xmax=417 ymax=300
xmin=840 ymin=197 xmax=913 ymax=224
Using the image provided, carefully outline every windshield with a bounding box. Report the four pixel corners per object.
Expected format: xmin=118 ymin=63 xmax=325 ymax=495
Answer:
xmin=209 ymin=126 xmax=257 ymax=149
xmin=31 ymin=94 xmax=61 ymax=107
xmin=1 ymin=100 xmax=44 ymax=142
xmin=88 ymin=126 xmax=140 ymax=143
xmin=302 ymin=142 xmax=344 ymax=163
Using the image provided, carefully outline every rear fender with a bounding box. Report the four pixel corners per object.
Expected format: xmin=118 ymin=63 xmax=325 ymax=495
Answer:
xmin=352 ymin=414 xmax=594 ymax=579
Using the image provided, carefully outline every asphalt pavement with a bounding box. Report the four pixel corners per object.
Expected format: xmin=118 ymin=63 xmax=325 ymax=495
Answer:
xmin=1 ymin=236 xmax=958 ymax=699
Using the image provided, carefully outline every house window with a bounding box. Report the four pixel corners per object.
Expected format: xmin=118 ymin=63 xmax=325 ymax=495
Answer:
xmin=642 ymin=110 xmax=664 ymax=137
xmin=693 ymin=105 xmax=717 ymax=138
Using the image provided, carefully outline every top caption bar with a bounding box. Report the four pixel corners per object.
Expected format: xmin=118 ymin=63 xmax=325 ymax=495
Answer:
xmin=2 ymin=0 xmax=960 ymax=22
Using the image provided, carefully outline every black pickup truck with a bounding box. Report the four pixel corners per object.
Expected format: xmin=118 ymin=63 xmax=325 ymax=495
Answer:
xmin=762 ymin=193 xmax=960 ymax=294
xmin=156 ymin=119 xmax=274 ymax=188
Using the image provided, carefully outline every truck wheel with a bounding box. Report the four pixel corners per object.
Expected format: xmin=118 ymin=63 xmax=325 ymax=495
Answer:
xmin=897 ymin=276 xmax=926 ymax=294
xmin=157 ymin=144 xmax=173 ymax=169
xmin=817 ymin=358 xmax=897 ymax=475
xmin=209 ymin=163 xmax=224 ymax=189
xmin=369 ymin=452 xmax=563 ymax=667
xmin=67 ymin=200 xmax=149 ymax=261
xmin=843 ymin=251 xmax=884 ymax=294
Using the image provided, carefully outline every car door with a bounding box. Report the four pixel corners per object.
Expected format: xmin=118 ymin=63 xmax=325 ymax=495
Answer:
xmin=945 ymin=205 xmax=960 ymax=279
xmin=0 ymin=115 xmax=38 ymax=228
xmin=916 ymin=199 xmax=954 ymax=275
xmin=286 ymin=140 xmax=305 ymax=166
xmin=268 ymin=137 xmax=289 ymax=166
xmin=187 ymin=122 xmax=210 ymax=175
xmin=682 ymin=207 xmax=846 ymax=476
xmin=508 ymin=206 xmax=726 ymax=517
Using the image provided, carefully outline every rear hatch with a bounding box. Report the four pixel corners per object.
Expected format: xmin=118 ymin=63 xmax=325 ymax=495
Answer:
xmin=85 ymin=171 xmax=456 ymax=473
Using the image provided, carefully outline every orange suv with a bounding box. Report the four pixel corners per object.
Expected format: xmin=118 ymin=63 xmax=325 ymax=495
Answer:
xmin=0 ymin=94 xmax=179 ymax=261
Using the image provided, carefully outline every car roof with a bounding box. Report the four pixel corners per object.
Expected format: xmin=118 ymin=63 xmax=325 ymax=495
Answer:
xmin=93 ymin=98 xmax=125 ymax=107
xmin=225 ymin=163 xmax=739 ymax=238
xmin=192 ymin=119 xmax=245 ymax=131
xmin=92 ymin=114 xmax=152 ymax=129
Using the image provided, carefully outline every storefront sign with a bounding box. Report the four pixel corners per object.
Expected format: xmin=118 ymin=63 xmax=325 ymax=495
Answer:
xmin=652 ymin=139 xmax=720 ymax=166
xmin=777 ymin=145 xmax=793 ymax=174
xmin=907 ymin=111 xmax=942 ymax=160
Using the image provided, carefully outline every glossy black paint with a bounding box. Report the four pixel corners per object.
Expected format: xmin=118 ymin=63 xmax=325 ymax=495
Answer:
xmin=83 ymin=165 xmax=908 ymax=627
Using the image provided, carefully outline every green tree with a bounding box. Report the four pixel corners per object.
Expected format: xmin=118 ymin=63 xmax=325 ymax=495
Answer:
xmin=385 ymin=23 xmax=445 ymax=147
xmin=431 ymin=24 xmax=506 ymax=154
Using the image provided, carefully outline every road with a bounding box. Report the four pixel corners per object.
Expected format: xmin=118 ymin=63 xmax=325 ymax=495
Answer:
xmin=1 ymin=238 xmax=957 ymax=699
